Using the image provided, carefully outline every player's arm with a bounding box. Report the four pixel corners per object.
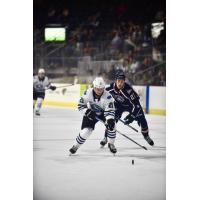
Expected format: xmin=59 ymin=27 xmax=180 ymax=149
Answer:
xmin=124 ymin=86 xmax=143 ymax=124
xmin=33 ymin=76 xmax=38 ymax=92
xmin=104 ymin=97 xmax=115 ymax=120
xmin=78 ymin=90 xmax=88 ymax=113
xmin=46 ymin=78 xmax=56 ymax=91
xmin=77 ymin=90 xmax=96 ymax=120
xmin=129 ymin=91 xmax=142 ymax=115
xmin=104 ymin=96 xmax=115 ymax=130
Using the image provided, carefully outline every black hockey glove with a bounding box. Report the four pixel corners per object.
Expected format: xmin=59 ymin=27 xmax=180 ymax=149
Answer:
xmin=106 ymin=118 xmax=115 ymax=131
xmin=50 ymin=85 xmax=56 ymax=91
xmin=85 ymin=109 xmax=96 ymax=120
xmin=124 ymin=113 xmax=136 ymax=125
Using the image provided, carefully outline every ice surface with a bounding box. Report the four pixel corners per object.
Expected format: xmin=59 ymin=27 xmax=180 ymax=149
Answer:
xmin=34 ymin=107 xmax=166 ymax=200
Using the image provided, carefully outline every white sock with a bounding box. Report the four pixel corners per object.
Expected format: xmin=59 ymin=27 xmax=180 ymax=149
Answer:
xmin=75 ymin=128 xmax=93 ymax=147
xmin=35 ymin=98 xmax=43 ymax=112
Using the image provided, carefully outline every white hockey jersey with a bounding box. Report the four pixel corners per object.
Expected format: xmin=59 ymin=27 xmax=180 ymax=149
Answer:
xmin=78 ymin=88 xmax=115 ymax=120
xmin=33 ymin=76 xmax=51 ymax=93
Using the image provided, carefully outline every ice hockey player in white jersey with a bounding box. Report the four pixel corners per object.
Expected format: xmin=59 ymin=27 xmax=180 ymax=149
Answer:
xmin=69 ymin=77 xmax=117 ymax=154
xmin=33 ymin=68 xmax=56 ymax=116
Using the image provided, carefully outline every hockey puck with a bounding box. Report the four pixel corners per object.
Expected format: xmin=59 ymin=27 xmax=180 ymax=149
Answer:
xmin=132 ymin=160 xmax=134 ymax=165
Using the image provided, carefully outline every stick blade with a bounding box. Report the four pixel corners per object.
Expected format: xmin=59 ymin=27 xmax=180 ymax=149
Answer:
xmin=143 ymin=146 xmax=148 ymax=150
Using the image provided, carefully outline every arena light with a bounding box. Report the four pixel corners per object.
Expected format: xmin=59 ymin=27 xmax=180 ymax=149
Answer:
xmin=151 ymin=22 xmax=164 ymax=39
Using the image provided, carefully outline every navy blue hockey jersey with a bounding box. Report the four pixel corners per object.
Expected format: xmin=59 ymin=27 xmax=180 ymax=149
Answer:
xmin=105 ymin=82 xmax=140 ymax=113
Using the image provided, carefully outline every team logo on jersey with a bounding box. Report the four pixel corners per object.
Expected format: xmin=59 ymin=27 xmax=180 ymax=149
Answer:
xmin=35 ymin=83 xmax=43 ymax=89
xmin=127 ymin=89 xmax=132 ymax=94
xmin=114 ymin=94 xmax=125 ymax=102
xmin=79 ymin=97 xmax=84 ymax=103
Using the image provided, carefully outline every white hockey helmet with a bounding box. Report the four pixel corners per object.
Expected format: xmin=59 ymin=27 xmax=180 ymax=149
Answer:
xmin=38 ymin=68 xmax=45 ymax=74
xmin=93 ymin=77 xmax=105 ymax=89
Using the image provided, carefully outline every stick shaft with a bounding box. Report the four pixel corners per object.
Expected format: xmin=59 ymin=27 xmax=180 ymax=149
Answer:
xmin=116 ymin=130 xmax=147 ymax=150
xmin=96 ymin=117 xmax=147 ymax=150
xmin=46 ymin=84 xmax=74 ymax=90
xmin=118 ymin=119 xmax=138 ymax=132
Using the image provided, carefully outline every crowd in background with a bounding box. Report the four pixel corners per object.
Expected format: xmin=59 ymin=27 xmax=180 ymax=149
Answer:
xmin=34 ymin=0 xmax=166 ymax=86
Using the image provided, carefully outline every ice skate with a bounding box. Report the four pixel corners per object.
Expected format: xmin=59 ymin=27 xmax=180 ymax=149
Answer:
xmin=144 ymin=135 xmax=154 ymax=146
xmin=35 ymin=110 xmax=40 ymax=116
xmin=108 ymin=143 xmax=117 ymax=154
xmin=100 ymin=137 xmax=107 ymax=147
xmin=69 ymin=145 xmax=79 ymax=155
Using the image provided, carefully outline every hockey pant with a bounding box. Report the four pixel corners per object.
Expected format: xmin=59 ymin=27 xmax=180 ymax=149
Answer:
xmin=33 ymin=92 xmax=45 ymax=111
xmin=74 ymin=115 xmax=116 ymax=147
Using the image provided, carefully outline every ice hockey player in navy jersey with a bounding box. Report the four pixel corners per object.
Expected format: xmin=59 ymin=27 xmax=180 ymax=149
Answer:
xmin=100 ymin=69 xmax=154 ymax=147
xmin=33 ymin=68 xmax=56 ymax=116
xmin=69 ymin=77 xmax=117 ymax=155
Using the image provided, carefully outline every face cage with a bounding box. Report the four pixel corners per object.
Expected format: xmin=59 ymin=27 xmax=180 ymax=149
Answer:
xmin=93 ymin=87 xmax=104 ymax=94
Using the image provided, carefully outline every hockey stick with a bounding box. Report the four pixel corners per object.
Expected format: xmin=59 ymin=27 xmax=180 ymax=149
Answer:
xmin=45 ymin=84 xmax=74 ymax=90
xmin=89 ymin=102 xmax=139 ymax=133
xmin=115 ymin=129 xmax=147 ymax=150
xmin=95 ymin=116 xmax=147 ymax=151
xmin=118 ymin=119 xmax=138 ymax=132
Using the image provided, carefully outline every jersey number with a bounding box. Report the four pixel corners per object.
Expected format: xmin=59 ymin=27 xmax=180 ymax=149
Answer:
xmin=108 ymin=102 xmax=114 ymax=108
xmin=130 ymin=94 xmax=135 ymax=101
xmin=80 ymin=97 xmax=84 ymax=103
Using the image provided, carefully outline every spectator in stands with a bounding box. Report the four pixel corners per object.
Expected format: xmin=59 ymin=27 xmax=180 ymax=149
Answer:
xmin=158 ymin=71 xmax=166 ymax=86
xmin=47 ymin=7 xmax=57 ymax=24
xmin=34 ymin=0 xmax=165 ymax=86
xmin=130 ymin=58 xmax=140 ymax=74
xmin=87 ymin=29 xmax=95 ymax=42
xmin=140 ymin=56 xmax=155 ymax=71
xmin=83 ymin=43 xmax=92 ymax=56
xmin=107 ymin=64 xmax=116 ymax=81
xmin=123 ymin=35 xmax=136 ymax=53
xmin=58 ymin=8 xmax=70 ymax=24
xmin=122 ymin=59 xmax=129 ymax=73
xmin=111 ymin=31 xmax=122 ymax=51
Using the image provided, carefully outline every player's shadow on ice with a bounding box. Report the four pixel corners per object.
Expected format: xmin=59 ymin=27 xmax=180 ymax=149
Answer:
xmin=152 ymin=145 xmax=166 ymax=149
xmin=132 ymin=154 xmax=166 ymax=160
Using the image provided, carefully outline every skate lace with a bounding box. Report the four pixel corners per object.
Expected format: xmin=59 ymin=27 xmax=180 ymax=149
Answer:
xmin=146 ymin=136 xmax=152 ymax=142
xmin=109 ymin=144 xmax=116 ymax=149
xmin=73 ymin=145 xmax=78 ymax=150
xmin=103 ymin=138 xmax=107 ymax=142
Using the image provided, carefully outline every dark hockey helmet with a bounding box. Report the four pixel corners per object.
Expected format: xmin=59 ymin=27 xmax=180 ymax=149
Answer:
xmin=115 ymin=69 xmax=125 ymax=80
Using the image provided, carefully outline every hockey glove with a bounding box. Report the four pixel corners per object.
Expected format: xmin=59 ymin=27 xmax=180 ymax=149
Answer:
xmin=124 ymin=113 xmax=136 ymax=125
xmin=106 ymin=118 xmax=115 ymax=131
xmin=50 ymin=85 xmax=56 ymax=91
xmin=85 ymin=109 xmax=96 ymax=120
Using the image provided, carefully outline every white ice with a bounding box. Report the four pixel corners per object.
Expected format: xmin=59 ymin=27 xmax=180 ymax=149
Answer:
xmin=34 ymin=107 xmax=166 ymax=200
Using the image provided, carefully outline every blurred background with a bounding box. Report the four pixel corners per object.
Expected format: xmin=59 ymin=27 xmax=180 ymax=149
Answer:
xmin=33 ymin=0 xmax=166 ymax=86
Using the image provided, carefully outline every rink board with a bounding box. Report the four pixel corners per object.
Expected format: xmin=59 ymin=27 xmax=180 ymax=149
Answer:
xmin=43 ymin=84 xmax=166 ymax=115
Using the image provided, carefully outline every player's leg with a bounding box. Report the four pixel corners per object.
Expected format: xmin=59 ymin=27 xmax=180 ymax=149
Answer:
xmin=69 ymin=116 xmax=98 ymax=154
xmin=33 ymin=100 xmax=36 ymax=110
xmin=33 ymin=91 xmax=37 ymax=110
xmin=35 ymin=93 xmax=45 ymax=116
xmin=35 ymin=98 xmax=43 ymax=115
xmin=138 ymin=113 xmax=154 ymax=146
xmin=100 ymin=109 xmax=122 ymax=147
xmin=106 ymin=118 xmax=117 ymax=153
